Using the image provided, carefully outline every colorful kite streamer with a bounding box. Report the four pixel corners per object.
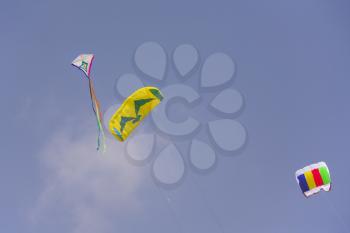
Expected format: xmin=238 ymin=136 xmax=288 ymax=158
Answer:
xmin=72 ymin=54 xmax=106 ymax=152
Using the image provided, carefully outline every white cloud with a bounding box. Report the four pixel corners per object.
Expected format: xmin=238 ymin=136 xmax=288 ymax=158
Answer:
xmin=31 ymin=121 xmax=144 ymax=233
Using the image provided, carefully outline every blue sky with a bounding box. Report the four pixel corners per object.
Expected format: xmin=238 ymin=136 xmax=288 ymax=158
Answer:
xmin=1 ymin=0 xmax=350 ymax=232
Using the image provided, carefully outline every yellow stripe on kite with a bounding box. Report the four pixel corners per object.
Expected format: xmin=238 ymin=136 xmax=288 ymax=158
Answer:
xmin=304 ymin=170 xmax=316 ymax=190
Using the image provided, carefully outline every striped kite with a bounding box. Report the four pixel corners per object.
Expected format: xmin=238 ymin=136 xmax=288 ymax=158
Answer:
xmin=72 ymin=54 xmax=106 ymax=152
xmin=295 ymin=161 xmax=331 ymax=197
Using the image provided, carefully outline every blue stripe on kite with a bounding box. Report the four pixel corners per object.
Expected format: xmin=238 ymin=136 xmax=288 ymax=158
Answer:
xmin=113 ymin=127 xmax=124 ymax=141
xmin=297 ymin=174 xmax=309 ymax=193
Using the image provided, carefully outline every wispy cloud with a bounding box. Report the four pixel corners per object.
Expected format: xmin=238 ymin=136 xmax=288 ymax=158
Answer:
xmin=31 ymin=121 xmax=143 ymax=233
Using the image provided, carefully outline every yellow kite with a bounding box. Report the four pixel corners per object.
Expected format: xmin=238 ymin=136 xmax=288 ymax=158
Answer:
xmin=109 ymin=87 xmax=163 ymax=141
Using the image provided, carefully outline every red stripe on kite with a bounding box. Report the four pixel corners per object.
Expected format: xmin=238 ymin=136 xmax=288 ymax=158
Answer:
xmin=312 ymin=169 xmax=324 ymax=187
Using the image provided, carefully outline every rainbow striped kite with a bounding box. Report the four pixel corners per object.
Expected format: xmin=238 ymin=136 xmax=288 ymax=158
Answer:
xmin=72 ymin=54 xmax=106 ymax=152
xmin=295 ymin=161 xmax=331 ymax=197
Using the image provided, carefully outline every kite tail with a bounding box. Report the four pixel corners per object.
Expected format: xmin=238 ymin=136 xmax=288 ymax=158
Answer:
xmin=88 ymin=78 xmax=106 ymax=152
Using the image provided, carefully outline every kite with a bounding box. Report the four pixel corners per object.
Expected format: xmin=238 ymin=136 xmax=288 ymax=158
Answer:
xmin=109 ymin=87 xmax=163 ymax=141
xmin=295 ymin=161 xmax=331 ymax=197
xmin=72 ymin=54 xmax=106 ymax=152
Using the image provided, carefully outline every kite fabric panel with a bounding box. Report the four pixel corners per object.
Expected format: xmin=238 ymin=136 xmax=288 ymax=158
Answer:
xmin=109 ymin=87 xmax=163 ymax=142
xmin=72 ymin=54 xmax=106 ymax=152
xmin=295 ymin=161 xmax=331 ymax=197
xmin=72 ymin=54 xmax=94 ymax=77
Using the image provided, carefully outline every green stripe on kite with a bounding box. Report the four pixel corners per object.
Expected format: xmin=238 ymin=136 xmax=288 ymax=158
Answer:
xmin=319 ymin=166 xmax=331 ymax=185
xmin=150 ymin=88 xmax=164 ymax=101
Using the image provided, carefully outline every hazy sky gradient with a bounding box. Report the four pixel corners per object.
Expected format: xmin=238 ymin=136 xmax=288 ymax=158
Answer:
xmin=1 ymin=0 xmax=350 ymax=232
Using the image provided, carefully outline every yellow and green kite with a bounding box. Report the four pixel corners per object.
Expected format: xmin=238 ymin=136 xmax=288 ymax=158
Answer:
xmin=109 ymin=87 xmax=163 ymax=141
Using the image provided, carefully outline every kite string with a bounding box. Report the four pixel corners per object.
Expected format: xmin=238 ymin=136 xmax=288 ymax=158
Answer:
xmin=88 ymin=77 xmax=106 ymax=152
xmin=155 ymin=185 xmax=184 ymax=233
xmin=192 ymin=178 xmax=226 ymax=233
xmin=323 ymin=194 xmax=349 ymax=233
